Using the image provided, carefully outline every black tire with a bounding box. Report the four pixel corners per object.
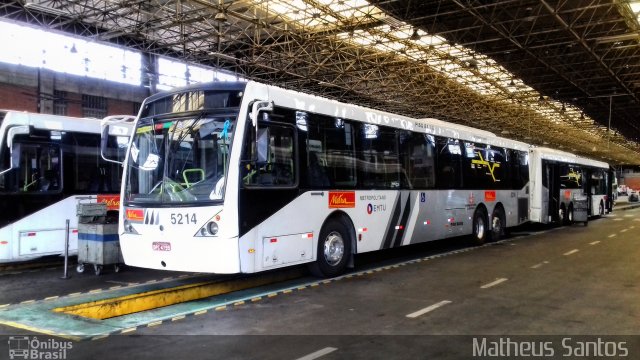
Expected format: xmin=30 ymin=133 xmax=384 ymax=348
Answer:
xmin=309 ymin=218 xmax=352 ymax=277
xmin=567 ymin=204 xmax=574 ymax=225
xmin=490 ymin=207 xmax=506 ymax=242
xmin=471 ymin=208 xmax=489 ymax=245
xmin=559 ymin=204 xmax=567 ymax=225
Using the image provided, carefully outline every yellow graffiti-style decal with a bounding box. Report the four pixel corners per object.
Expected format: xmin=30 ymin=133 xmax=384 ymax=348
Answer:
xmin=472 ymin=152 xmax=500 ymax=182
xmin=567 ymin=169 xmax=582 ymax=186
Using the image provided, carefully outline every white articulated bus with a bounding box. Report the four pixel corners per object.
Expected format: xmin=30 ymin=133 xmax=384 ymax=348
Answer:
xmin=107 ymin=81 xmax=532 ymax=276
xmin=0 ymin=111 xmax=131 ymax=263
xmin=529 ymin=147 xmax=612 ymax=225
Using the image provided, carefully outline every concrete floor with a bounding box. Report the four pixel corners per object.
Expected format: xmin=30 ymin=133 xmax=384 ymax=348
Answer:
xmin=1 ymin=207 xmax=639 ymax=359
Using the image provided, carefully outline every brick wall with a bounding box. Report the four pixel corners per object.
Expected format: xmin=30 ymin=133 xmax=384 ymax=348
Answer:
xmin=0 ymin=82 xmax=38 ymax=112
xmin=0 ymin=63 xmax=147 ymax=117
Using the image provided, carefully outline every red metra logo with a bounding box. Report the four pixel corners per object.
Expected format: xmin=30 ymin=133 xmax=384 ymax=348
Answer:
xmin=97 ymin=195 xmax=120 ymax=211
xmin=328 ymin=191 xmax=356 ymax=208
xmin=484 ymin=191 xmax=496 ymax=202
xmin=126 ymin=209 xmax=144 ymax=221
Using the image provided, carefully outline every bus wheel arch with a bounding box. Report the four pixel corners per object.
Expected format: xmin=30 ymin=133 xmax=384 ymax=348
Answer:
xmin=490 ymin=203 xmax=506 ymax=241
xmin=471 ymin=205 xmax=489 ymax=245
xmin=309 ymin=211 xmax=355 ymax=277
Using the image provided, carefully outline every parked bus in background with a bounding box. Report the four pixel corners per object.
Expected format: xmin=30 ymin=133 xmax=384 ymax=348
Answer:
xmin=0 ymin=111 xmax=131 ymax=262
xmin=105 ymin=81 xmax=532 ymax=277
xmin=529 ymin=147 xmax=612 ymax=225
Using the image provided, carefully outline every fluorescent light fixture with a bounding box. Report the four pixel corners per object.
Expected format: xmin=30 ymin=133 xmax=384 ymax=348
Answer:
xmin=23 ymin=1 xmax=68 ymax=17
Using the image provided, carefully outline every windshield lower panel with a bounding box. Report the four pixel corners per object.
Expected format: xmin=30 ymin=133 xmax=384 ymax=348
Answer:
xmin=125 ymin=115 xmax=235 ymax=205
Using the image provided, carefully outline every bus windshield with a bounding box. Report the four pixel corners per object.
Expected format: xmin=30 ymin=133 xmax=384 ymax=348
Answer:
xmin=125 ymin=114 xmax=235 ymax=204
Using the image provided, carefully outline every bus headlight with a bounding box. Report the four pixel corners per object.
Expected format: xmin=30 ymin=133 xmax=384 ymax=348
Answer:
xmin=123 ymin=220 xmax=139 ymax=234
xmin=196 ymin=221 xmax=218 ymax=237
xmin=207 ymin=222 xmax=219 ymax=235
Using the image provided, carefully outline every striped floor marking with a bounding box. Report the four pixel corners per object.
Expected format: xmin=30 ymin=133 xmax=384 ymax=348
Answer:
xmin=406 ymin=300 xmax=452 ymax=319
xmin=480 ymin=278 xmax=508 ymax=289
xmin=530 ymin=261 xmax=549 ymax=269
xmin=620 ymin=229 xmax=628 ymax=233
xmin=296 ymin=347 xmax=338 ymax=360
xmin=608 ymin=234 xmax=617 ymax=238
xmin=590 ymin=241 xmax=601 ymax=245
xmin=613 ymin=218 xmax=624 ymax=221
xmin=564 ymin=249 xmax=579 ymax=256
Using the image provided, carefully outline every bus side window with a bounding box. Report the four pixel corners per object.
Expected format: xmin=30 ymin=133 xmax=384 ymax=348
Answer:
xmin=244 ymin=123 xmax=296 ymax=187
xmin=18 ymin=143 xmax=61 ymax=193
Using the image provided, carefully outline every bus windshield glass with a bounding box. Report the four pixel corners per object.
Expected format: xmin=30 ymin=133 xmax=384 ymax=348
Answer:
xmin=125 ymin=114 xmax=235 ymax=204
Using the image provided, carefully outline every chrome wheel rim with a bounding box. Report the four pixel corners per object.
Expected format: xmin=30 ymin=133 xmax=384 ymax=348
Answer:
xmin=492 ymin=215 xmax=502 ymax=235
xmin=475 ymin=216 xmax=485 ymax=239
xmin=324 ymin=231 xmax=345 ymax=266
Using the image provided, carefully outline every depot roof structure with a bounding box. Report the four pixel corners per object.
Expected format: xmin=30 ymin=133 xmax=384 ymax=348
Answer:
xmin=3 ymin=0 xmax=640 ymax=164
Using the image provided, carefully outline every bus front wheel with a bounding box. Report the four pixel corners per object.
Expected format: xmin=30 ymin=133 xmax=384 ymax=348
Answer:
xmin=309 ymin=218 xmax=352 ymax=278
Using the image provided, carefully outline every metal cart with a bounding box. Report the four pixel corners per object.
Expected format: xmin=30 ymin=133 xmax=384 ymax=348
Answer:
xmin=572 ymin=197 xmax=589 ymax=226
xmin=76 ymin=202 xmax=123 ymax=275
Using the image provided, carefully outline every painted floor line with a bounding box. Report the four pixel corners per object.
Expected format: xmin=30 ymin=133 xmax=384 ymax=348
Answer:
xmin=530 ymin=261 xmax=549 ymax=269
xmin=589 ymin=241 xmax=601 ymax=245
xmin=608 ymin=234 xmax=617 ymax=238
xmin=620 ymin=229 xmax=628 ymax=233
xmin=563 ymin=249 xmax=579 ymax=256
xmin=296 ymin=347 xmax=338 ymax=360
xmin=480 ymin=278 xmax=508 ymax=289
xmin=406 ymin=300 xmax=452 ymax=319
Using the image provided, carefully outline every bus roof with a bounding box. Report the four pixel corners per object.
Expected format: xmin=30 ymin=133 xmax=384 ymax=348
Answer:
xmin=246 ymin=81 xmax=530 ymax=151
xmin=530 ymin=146 xmax=609 ymax=169
xmin=0 ymin=110 xmax=102 ymax=134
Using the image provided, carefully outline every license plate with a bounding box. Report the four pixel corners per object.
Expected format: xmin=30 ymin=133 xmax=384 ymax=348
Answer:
xmin=152 ymin=242 xmax=171 ymax=251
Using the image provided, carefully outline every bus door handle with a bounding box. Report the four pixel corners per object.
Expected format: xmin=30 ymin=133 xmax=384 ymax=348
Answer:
xmin=310 ymin=192 xmax=324 ymax=196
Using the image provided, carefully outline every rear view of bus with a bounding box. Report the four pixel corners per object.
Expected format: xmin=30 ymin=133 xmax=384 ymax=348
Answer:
xmin=115 ymin=82 xmax=248 ymax=273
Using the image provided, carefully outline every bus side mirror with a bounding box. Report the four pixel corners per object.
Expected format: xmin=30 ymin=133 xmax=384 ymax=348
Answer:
xmin=256 ymin=127 xmax=269 ymax=163
xmin=249 ymin=101 xmax=274 ymax=128
xmin=7 ymin=125 xmax=29 ymax=149
xmin=249 ymin=101 xmax=273 ymax=165
xmin=0 ymin=126 xmax=29 ymax=176
xmin=100 ymin=117 xmax=132 ymax=165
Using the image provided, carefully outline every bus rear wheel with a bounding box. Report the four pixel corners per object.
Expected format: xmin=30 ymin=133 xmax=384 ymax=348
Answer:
xmin=472 ymin=208 xmax=489 ymax=245
xmin=490 ymin=207 xmax=506 ymax=241
xmin=309 ymin=218 xmax=352 ymax=278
